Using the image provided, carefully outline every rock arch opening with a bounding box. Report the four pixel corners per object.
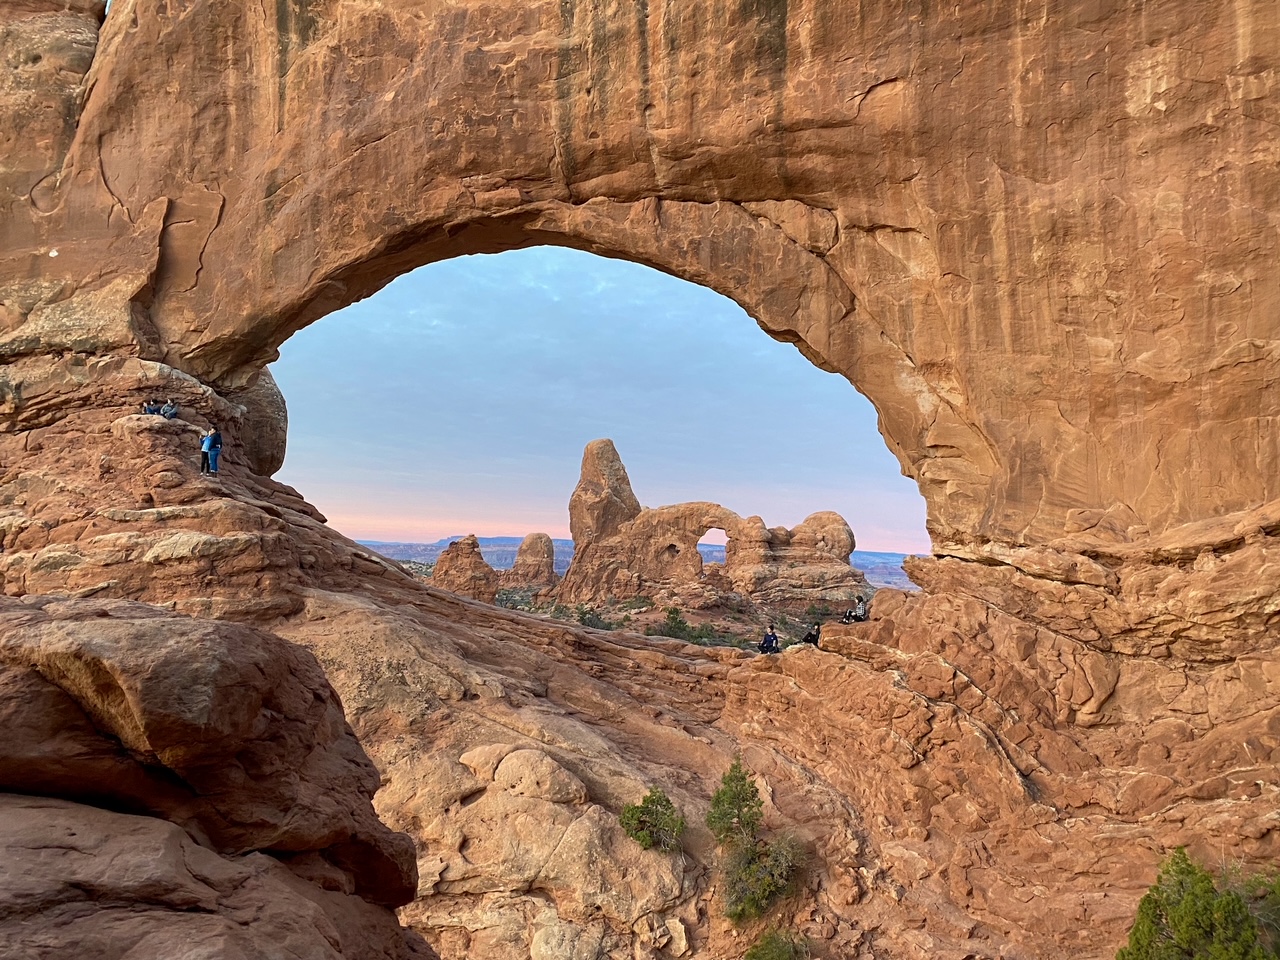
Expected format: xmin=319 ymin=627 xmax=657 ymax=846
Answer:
xmin=270 ymin=246 xmax=929 ymax=580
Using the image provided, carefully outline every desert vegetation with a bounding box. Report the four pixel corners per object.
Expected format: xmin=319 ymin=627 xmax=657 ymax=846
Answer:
xmin=707 ymin=758 xmax=806 ymax=923
xmin=619 ymin=787 xmax=687 ymax=853
xmin=1117 ymin=849 xmax=1280 ymax=960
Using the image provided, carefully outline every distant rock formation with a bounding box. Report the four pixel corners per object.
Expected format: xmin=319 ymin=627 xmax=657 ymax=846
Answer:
xmin=556 ymin=440 xmax=868 ymax=606
xmin=498 ymin=532 xmax=559 ymax=592
xmin=431 ymin=535 xmax=498 ymax=604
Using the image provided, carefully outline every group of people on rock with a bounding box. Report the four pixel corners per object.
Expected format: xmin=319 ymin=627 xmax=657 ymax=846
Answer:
xmin=139 ymin=398 xmax=223 ymax=475
xmin=757 ymin=595 xmax=869 ymax=655
xmin=141 ymin=397 xmax=180 ymax=419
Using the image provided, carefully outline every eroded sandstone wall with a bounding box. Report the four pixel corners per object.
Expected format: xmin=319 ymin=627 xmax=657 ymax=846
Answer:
xmin=3 ymin=0 xmax=1277 ymax=647
xmin=0 ymin=2 xmax=1278 ymax=960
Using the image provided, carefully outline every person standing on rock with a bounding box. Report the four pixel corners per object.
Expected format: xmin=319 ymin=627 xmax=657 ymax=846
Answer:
xmin=759 ymin=624 xmax=780 ymax=654
xmin=200 ymin=426 xmax=223 ymax=475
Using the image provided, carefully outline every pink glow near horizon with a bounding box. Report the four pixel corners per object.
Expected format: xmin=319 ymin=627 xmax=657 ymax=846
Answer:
xmin=322 ymin=502 xmax=934 ymax=554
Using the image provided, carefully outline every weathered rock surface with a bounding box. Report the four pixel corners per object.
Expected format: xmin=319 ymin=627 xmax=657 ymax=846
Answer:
xmin=0 ymin=1 xmax=1278 ymax=959
xmin=226 ymin=367 xmax=288 ymax=477
xmin=7 ymin=0 xmax=1279 ymax=592
xmin=0 ymin=794 xmax=432 ymax=960
xmin=557 ymin=440 xmax=867 ymax=606
xmin=431 ymin=534 xmax=499 ymax=604
xmin=0 ymin=595 xmax=418 ymax=908
xmin=497 ymin=531 xmax=559 ymax=592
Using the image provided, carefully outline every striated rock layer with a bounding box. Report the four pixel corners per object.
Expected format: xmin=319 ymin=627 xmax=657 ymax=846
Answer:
xmin=557 ymin=439 xmax=868 ymax=606
xmin=0 ymin=1 xmax=1277 ymax=959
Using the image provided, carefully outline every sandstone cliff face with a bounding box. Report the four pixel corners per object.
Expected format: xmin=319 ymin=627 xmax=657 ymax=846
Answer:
xmin=0 ymin=2 xmax=1278 ymax=959
xmin=557 ymin=440 xmax=867 ymax=606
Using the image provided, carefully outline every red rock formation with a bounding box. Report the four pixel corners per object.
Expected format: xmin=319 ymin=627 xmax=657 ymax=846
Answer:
xmin=0 ymin=1 xmax=1278 ymax=959
xmin=431 ymin=535 xmax=498 ymax=604
xmin=497 ymin=532 xmax=559 ymax=592
xmin=226 ymin=368 xmax=288 ymax=477
xmin=557 ymin=440 xmax=867 ymax=605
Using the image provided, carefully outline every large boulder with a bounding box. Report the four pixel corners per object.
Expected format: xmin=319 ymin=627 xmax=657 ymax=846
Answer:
xmin=226 ymin=367 xmax=288 ymax=476
xmin=0 ymin=794 xmax=433 ymax=960
xmin=0 ymin=595 xmax=417 ymax=909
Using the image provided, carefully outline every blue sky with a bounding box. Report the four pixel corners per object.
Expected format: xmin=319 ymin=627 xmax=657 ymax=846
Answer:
xmin=271 ymin=247 xmax=929 ymax=553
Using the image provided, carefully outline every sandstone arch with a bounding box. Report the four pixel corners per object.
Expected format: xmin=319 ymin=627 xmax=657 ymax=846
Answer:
xmin=5 ymin=0 xmax=1278 ymax=646
xmin=557 ymin=439 xmax=868 ymax=605
xmin=20 ymin=0 xmax=1280 ymax=565
xmin=3 ymin=3 xmax=1280 ymax=959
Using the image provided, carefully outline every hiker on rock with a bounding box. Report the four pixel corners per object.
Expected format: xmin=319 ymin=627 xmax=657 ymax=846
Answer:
xmin=801 ymin=622 xmax=821 ymax=646
xmin=141 ymin=398 xmax=162 ymax=415
xmin=759 ymin=624 xmax=780 ymax=654
xmin=201 ymin=426 xmax=222 ymax=475
xmin=159 ymin=398 xmax=179 ymax=419
xmin=841 ymin=597 xmax=869 ymax=623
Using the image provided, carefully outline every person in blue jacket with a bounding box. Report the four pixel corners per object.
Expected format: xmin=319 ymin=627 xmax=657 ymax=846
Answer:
xmin=201 ymin=426 xmax=223 ymax=475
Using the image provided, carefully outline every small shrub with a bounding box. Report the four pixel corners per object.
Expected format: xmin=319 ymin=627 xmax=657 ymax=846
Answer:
xmin=548 ymin=603 xmax=574 ymax=621
xmin=645 ymin=608 xmax=739 ymax=646
xmin=645 ymin=606 xmax=694 ymax=640
xmin=495 ymin=587 xmax=534 ymax=610
xmin=619 ymin=787 xmax=686 ymax=852
xmin=723 ymin=834 xmax=806 ymax=922
xmin=1224 ymin=864 xmax=1280 ymax=953
xmin=1117 ymin=848 xmax=1276 ymax=960
xmin=620 ymin=596 xmax=655 ymax=612
xmin=745 ymin=929 xmax=809 ymax=960
xmin=575 ymin=604 xmax=614 ymax=630
xmin=706 ymin=757 xmax=763 ymax=846
xmin=802 ymin=603 xmax=833 ymax=621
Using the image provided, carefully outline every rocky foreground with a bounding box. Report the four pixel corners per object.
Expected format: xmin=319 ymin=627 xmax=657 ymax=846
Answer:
xmin=2 ymin=1 xmax=1279 ymax=958
xmin=0 ymin=398 xmax=1275 ymax=959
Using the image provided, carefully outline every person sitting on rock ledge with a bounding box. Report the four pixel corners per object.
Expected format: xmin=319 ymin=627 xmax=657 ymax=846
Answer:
xmin=800 ymin=622 xmax=821 ymax=646
xmin=159 ymin=398 xmax=180 ymax=420
xmin=759 ymin=624 xmax=780 ymax=654
xmin=840 ymin=596 xmax=869 ymax=623
xmin=141 ymin=398 xmax=162 ymax=415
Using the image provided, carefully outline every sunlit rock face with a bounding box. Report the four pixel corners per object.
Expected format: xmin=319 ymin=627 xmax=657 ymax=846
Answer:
xmin=432 ymin=534 xmax=499 ymax=604
xmin=4 ymin=0 xmax=1277 ymax=645
xmin=0 ymin=1 xmax=1278 ymax=959
xmin=498 ymin=532 xmax=559 ymax=592
xmin=557 ymin=439 xmax=868 ymax=606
